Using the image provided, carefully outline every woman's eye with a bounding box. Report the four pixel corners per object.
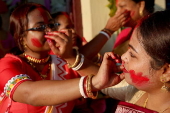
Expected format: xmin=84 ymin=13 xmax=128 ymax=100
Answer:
xmin=129 ymin=52 xmax=135 ymax=58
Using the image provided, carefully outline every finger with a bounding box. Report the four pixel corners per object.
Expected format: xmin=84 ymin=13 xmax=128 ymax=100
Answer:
xmin=45 ymin=31 xmax=68 ymax=41
xmin=47 ymin=39 xmax=60 ymax=54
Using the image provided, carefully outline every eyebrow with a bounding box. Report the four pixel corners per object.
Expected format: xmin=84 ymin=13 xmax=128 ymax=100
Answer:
xmin=128 ymin=44 xmax=138 ymax=53
xmin=34 ymin=19 xmax=54 ymax=25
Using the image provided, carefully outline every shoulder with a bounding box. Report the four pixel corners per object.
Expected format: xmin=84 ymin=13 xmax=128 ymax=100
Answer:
xmin=0 ymin=54 xmax=23 ymax=69
xmin=0 ymin=54 xmax=22 ymax=63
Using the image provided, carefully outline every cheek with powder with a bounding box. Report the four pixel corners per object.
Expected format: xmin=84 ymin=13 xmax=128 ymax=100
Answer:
xmin=130 ymin=11 xmax=135 ymax=17
xmin=129 ymin=70 xmax=149 ymax=86
xmin=31 ymin=38 xmax=42 ymax=48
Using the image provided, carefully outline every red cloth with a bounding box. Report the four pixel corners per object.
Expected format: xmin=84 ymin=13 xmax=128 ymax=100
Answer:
xmin=115 ymin=101 xmax=158 ymax=113
xmin=0 ymin=54 xmax=80 ymax=113
xmin=113 ymin=27 xmax=132 ymax=49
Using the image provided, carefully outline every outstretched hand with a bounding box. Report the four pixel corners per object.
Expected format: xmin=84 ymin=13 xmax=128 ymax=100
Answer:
xmin=92 ymin=52 xmax=124 ymax=90
xmin=45 ymin=29 xmax=74 ymax=58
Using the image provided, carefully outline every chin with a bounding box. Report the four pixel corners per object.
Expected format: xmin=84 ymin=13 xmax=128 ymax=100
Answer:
xmin=124 ymin=74 xmax=133 ymax=85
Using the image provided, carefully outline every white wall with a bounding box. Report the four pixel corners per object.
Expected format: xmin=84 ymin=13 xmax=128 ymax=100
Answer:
xmin=81 ymin=0 xmax=166 ymax=55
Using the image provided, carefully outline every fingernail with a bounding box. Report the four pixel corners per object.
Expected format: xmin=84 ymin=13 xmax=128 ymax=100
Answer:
xmin=47 ymin=39 xmax=51 ymax=43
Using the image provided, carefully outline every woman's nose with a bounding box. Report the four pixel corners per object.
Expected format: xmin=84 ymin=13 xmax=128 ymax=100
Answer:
xmin=45 ymin=27 xmax=54 ymax=32
xmin=121 ymin=51 xmax=128 ymax=63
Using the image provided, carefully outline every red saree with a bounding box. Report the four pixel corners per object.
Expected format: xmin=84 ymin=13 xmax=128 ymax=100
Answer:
xmin=115 ymin=101 xmax=158 ymax=113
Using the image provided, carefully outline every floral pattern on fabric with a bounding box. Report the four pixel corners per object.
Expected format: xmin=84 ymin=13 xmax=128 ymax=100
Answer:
xmin=4 ymin=74 xmax=32 ymax=97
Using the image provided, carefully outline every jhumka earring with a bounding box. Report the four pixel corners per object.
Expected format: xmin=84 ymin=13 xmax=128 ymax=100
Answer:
xmin=160 ymin=76 xmax=170 ymax=91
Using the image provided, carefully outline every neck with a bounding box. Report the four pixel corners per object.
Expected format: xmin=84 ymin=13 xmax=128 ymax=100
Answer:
xmin=146 ymin=91 xmax=170 ymax=112
xmin=24 ymin=51 xmax=50 ymax=59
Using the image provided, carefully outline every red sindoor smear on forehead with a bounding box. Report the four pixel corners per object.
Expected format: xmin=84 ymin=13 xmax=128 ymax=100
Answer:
xmin=37 ymin=8 xmax=48 ymax=23
xmin=129 ymin=70 xmax=149 ymax=86
xmin=31 ymin=38 xmax=42 ymax=47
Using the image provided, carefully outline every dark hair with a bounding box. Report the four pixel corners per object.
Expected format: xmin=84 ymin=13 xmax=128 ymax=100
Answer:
xmin=51 ymin=12 xmax=70 ymax=20
xmin=132 ymin=0 xmax=155 ymax=13
xmin=0 ymin=15 xmax=2 ymax=27
xmin=51 ymin=12 xmax=83 ymax=48
xmin=137 ymin=10 xmax=170 ymax=70
xmin=9 ymin=2 xmax=49 ymax=54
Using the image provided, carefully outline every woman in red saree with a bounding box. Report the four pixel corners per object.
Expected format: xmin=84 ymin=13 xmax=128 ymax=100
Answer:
xmin=0 ymin=3 xmax=121 ymax=113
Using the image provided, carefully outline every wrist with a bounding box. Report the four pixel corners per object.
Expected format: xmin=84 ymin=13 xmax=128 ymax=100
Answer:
xmin=103 ymin=28 xmax=114 ymax=35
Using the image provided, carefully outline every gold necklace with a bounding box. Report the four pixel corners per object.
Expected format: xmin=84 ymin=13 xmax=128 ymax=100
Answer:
xmin=143 ymin=97 xmax=148 ymax=108
xmin=25 ymin=56 xmax=51 ymax=79
xmin=143 ymin=97 xmax=170 ymax=113
xmin=23 ymin=53 xmax=50 ymax=64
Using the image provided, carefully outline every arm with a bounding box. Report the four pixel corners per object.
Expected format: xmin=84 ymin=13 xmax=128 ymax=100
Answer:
xmin=79 ymin=10 xmax=130 ymax=59
xmin=11 ymin=52 xmax=122 ymax=106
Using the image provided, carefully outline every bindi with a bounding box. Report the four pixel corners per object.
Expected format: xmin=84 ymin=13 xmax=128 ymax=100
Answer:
xmin=129 ymin=70 xmax=149 ymax=86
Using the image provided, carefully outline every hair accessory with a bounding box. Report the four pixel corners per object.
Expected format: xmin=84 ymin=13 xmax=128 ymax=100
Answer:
xmin=23 ymin=53 xmax=50 ymax=64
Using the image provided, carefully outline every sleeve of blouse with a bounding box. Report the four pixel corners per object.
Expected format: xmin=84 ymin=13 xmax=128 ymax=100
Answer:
xmin=0 ymin=55 xmax=32 ymax=99
xmin=101 ymin=80 xmax=138 ymax=101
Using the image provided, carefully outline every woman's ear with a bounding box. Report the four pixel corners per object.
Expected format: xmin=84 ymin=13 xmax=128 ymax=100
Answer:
xmin=161 ymin=64 xmax=170 ymax=82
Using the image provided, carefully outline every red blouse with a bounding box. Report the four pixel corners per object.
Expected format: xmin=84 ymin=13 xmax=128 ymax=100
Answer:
xmin=0 ymin=54 xmax=80 ymax=113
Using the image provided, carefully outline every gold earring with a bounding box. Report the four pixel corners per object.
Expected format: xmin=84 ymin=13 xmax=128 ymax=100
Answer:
xmin=23 ymin=43 xmax=28 ymax=52
xmin=160 ymin=76 xmax=170 ymax=91
xmin=139 ymin=10 xmax=143 ymax=17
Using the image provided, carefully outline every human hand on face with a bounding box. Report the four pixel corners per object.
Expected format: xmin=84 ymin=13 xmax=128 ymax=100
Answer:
xmin=92 ymin=52 xmax=124 ymax=90
xmin=105 ymin=10 xmax=130 ymax=33
xmin=44 ymin=29 xmax=74 ymax=58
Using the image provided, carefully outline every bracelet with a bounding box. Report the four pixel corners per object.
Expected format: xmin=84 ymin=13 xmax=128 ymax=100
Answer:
xmin=67 ymin=47 xmax=80 ymax=68
xmin=99 ymin=31 xmax=110 ymax=39
xmin=72 ymin=54 xmax=84 ymax=71
xmin=79 ymin=76 xmax=88 ymax=98
xmin=102 ymin=28 xmax=114 ymax=36
xmin=86 ymin=75 xmax=98 ymax=99
xmin=93 ymin=53 xmax=103 ymax=66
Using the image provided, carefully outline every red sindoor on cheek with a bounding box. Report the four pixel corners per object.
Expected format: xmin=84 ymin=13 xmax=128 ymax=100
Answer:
xmin=129 ymin=70 xmax=149 ymax=86
xmin=31 ymin=38 xmax=42 ymax=48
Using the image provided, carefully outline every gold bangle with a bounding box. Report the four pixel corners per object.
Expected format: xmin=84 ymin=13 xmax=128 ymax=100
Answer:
xmin=86 ymin=75 xmax=98 ymax=99
xmin=67 ymin=48 xmax=81 ymax=68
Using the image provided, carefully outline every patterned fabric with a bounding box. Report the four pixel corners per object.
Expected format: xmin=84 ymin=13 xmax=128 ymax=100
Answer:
xmin=0 ymin=54 xmax=80 ymax=113
xmin=4 ymin=74 xmax=31 ymax=97
xmin=115 ymin=101 xmax=158 ymax=113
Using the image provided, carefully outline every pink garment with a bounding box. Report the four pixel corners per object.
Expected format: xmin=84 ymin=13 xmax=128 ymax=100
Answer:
xmin=113 ymin=27 xmax=132 ymax=49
